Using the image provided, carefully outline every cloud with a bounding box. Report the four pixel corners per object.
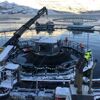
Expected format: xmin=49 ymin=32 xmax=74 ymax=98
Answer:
xmin=37 ymin=0 xmax=100 ymax=10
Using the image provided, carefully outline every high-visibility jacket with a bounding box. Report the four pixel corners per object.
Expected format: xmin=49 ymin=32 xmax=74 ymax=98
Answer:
xmin=84 ymin=51 xmax=92 ymax=61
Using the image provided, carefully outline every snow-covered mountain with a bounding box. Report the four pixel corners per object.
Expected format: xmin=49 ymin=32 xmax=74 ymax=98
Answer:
xmin=0 ymin=1 xmax=69 ymax=15
xmin=0 ymin=1 xmax=100 ymax=14
xmin=0 ymin=1 xmax=38 ymax=14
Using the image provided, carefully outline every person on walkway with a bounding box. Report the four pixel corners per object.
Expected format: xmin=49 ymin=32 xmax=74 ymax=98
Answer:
xmin=84 ymin=50 xmax=92 ymax=62
xmin=79 ymin=43 xmax=84 ymax=53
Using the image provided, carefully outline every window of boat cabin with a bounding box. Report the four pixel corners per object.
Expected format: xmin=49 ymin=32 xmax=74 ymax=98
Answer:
xmin=39 ymin=44 xmax=52 ymax=53
xmin=38 ymin=43 xmax=59 ymax=55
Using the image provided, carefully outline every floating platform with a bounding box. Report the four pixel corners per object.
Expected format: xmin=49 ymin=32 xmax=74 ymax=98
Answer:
xmin=35 ymin=21 xmax=54 ymax=33
xmin=67 ymin=25 xmax=94 ymax=31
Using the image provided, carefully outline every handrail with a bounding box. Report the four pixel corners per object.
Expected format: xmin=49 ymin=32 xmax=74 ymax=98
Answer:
xmin=62 ymin=40 xmax=86 ymax=54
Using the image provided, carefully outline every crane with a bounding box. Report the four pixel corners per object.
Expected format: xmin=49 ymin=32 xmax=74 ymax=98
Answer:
xmin=3 ymin=7 xmax=48 ymax=47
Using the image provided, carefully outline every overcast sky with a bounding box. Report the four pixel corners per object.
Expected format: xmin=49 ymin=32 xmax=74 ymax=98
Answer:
xmin=0 ymin=0 xmax=100 ymax=11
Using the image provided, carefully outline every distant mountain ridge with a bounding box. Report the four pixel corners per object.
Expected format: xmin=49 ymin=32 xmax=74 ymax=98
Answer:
xmin=0 ymin=1 xmax=99 ymax=15
xmin=0 ymin=1 xmax=71 ymax=15
xmin=0 ymin=1 xmax=38 ymax=14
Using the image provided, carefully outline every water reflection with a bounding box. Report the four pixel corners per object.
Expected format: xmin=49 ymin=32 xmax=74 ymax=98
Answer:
xmin=72 ymin=31 xmax=83 ymax=35
xmin=0 ymin=29 xmax=100 ymax=78
xmin=67 ymin=31 xmax=100 ymax=78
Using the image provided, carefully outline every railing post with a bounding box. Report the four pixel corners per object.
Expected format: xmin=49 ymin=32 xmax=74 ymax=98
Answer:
xmin=45 ymin=66 xmax=47 ymax=77
xmin=88 ymin=60 xmax=97 ymax=94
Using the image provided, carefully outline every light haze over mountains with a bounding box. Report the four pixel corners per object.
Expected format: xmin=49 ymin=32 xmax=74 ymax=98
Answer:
xmin=0 ymin=0 xmax=100 ymax=14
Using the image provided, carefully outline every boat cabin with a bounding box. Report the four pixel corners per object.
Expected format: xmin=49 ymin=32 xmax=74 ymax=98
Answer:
xmin=34 ymin=36 xmax=61 ymax=56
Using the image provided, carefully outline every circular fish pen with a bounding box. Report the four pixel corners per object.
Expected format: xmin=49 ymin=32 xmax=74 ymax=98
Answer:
xmin=53 ymin=17 xmax=97 ymax=23
xmin=9 ymin=35 xmax=90 ymax=79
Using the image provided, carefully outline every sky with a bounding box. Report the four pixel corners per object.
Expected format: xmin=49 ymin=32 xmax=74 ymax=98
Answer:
xmin=0 ymin=0 xmax=100 ymax=11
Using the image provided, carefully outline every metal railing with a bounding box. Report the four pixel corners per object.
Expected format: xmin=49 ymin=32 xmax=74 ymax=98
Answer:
xmin=62 ymin=40 xmax=86 ymax=54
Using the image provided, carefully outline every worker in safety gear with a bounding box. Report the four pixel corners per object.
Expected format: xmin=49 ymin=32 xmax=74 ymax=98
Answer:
xmin=79 ymin=43 xmax=84 ymax=53
xmin=80 ymin=43 xmax=84 ymax=48
xmin=83 ymin=50 xmax=92 ymax=77
xmin=84 ymin=50 xmax=92 ymax=62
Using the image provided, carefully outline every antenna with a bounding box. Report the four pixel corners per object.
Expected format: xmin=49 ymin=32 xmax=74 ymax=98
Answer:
xmin=87 ymin=33 xmax=89 ymax=51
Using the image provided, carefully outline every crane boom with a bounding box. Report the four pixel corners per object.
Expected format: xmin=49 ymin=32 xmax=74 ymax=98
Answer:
xmin=4 ymin=7 xmax=48 ymax=47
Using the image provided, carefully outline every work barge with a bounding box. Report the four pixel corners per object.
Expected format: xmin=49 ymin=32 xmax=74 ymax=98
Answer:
xmin=0 ymin=7 xmax=100 ymax=100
